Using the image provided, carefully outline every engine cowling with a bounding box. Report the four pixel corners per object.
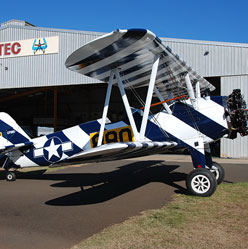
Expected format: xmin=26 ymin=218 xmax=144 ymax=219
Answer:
xmin=226 ymin=89 xmax=248 ymax=138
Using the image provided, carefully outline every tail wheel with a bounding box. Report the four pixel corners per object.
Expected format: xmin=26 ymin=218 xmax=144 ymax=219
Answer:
xmin=186 ymin=168 xmax=217 ymax=197
xmin=210 ymin=162 xmax=225 ymax=184
xmin=6 ymin=172 xmax=16 ymax=181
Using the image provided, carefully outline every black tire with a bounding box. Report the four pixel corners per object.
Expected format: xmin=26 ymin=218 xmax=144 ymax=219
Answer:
xmin=186 ymin=168 xmax=217 ymax=197
xmin=6 ymin=172 xmax=16 ymax=181
xmin=210 ymin=162 xmax=225 ymax=185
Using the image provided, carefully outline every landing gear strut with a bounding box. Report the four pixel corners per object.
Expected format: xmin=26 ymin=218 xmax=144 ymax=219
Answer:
xmin=1 ymin=156 xmax=17 ymax=181
xmin=210 ymin=162 xmax=225 ymax=184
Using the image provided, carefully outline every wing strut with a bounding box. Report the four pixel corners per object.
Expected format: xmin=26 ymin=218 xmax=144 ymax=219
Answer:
xmin=115 ymin=69 xmax=140 ymax=141
xmin=185 ymin=73 xmax=198 ymax=109
xmin=97 ymin=68 xmax=140 ymax=145
xmin=195 ymin=81 xmax=201 ymax=98
xmin=97 ymin=70 xmax=115 ymax=146
xmin=140 ymin=55 xmax=160 ymax=140
xmin=98 ymin=55 xmax=174 ymax=144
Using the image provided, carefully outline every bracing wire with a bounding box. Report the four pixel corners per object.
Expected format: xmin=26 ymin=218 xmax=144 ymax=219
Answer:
xmin=119 ymin=70 xmax=170 ymax=139
xmin=118 ymin=52 xmax=202 ymax=140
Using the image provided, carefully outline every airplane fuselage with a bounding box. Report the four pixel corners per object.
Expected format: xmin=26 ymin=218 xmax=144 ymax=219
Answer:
xmin=8 ymin=95 xmax=229 ymax=168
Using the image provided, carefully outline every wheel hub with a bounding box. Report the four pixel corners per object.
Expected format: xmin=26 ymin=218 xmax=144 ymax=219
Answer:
xmin=191 ymin=175 xmax=211 ymax=194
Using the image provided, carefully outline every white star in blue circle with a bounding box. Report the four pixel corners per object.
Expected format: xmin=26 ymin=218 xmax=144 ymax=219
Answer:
xmin=43 ymin=137 xmax=63 ymax=163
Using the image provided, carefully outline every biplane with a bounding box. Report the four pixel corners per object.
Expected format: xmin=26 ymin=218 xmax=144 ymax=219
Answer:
xmin=0 ymin=29 xmax=247 ymax=197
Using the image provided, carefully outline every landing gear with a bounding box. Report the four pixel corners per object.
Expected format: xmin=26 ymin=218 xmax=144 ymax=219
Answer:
xmin=186 ymin=168 xmax=217 ymax=197
xmin=210 ymin=162 xmax=225 ymax=184
xmin=1 ymin=156 xmax=16 ymax=181
xmin=6 ymin=171 xmax=16 ymax=181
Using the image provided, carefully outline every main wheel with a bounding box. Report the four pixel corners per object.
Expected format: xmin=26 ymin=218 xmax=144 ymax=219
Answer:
xmin=6 ymin=171 xmax=16 ymax=181
xmin=210 ymin=162 xmax=225 ymax=184
xmin=186 ymin=168 xmax=217 ymax=197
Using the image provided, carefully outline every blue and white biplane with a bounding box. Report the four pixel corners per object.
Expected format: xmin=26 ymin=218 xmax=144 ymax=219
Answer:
xmin=1 ymin=29 xmax=247 ymax=197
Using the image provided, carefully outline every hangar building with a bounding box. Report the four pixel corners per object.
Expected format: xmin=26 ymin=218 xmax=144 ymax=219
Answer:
xmin=0 ymin=19 xmax=247 ymax=158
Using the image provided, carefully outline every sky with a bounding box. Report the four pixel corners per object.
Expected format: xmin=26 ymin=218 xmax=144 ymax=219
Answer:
xmin=0 ymin=0 xmax=248 ymax=43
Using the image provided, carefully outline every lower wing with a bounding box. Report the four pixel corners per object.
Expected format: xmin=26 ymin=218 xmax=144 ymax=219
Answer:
xmin=69 ymin=141 xmax=177 ymax=162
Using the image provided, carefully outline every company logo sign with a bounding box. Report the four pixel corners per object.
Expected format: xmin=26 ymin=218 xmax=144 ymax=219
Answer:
xmin=32 ymin=38 xmax=48 ymax=54
xmin=0 ymin=36 xmax=59 ymax=58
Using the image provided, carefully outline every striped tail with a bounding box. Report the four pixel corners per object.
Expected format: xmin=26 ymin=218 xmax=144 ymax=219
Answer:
xmin=0 ymin=112 xmax=31 ymax=149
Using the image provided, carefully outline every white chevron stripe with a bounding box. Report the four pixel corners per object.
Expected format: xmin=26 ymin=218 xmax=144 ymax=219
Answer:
xmin=15 ymin=155 xmax=39 ymax=167
xmin=62 ymin=125 xmax=90 ymax=149
xmin=76 ymin=36 xmax=154 ymax=76
xmin=67 ymin=31 xmax=126 ymax=68
xmin=0 ymin=135 xmax=13 ymax=148
xmin=194 ymin=98 xmax=228 ymax=129
xmin=32 ymin=135 xmax=49 ymax=148
xmin=152 ymin=112 xmax=208 ymax=153
xmin=93 ymin=50 xmax=153 ymax=81
xmin=105 ymin=121 xmax=128 ymax=130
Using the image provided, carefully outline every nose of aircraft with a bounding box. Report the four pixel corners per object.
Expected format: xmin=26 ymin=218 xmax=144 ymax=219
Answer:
xmin=226 ymin=89 xmax=248 ymax=138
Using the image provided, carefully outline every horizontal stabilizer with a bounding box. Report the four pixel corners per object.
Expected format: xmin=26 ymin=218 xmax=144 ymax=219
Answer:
xmin=0 ymin=141 xmax=33 ymax=155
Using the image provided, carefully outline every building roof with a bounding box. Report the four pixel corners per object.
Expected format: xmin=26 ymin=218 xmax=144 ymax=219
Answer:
xmin=1 ymin=19 xmax=248 ymax=48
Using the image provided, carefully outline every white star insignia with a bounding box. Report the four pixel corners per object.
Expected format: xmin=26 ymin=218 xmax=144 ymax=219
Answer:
xmin=44 ymin=139 xmax=61 ymax=160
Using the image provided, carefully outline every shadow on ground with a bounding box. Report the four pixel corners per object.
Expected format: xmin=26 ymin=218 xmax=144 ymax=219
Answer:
xmin=0 ymin=160 xmax=188 ymax=206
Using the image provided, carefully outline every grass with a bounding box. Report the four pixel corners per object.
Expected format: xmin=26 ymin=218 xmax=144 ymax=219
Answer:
xmin=71 ymin=182 xmax=248 ymax=249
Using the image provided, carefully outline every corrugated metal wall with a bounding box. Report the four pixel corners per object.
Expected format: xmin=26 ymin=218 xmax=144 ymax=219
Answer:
xmin=0 ymin=24 xmax=104 ymax=89
xmin=162 ymin=38 xmax=248 ymax=77
xmin=1 ymin=25 xmax=248 ymax=88
xmin=220 ymin=76 xmax=248 ymax=158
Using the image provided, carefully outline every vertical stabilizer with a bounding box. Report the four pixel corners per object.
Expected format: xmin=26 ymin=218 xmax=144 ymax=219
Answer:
xmin=0 ymin=112 xmax=31 ymax=148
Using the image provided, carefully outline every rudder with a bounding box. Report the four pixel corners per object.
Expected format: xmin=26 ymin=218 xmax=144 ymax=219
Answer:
xmin=0 ymin=112 xmax=31 ymax=148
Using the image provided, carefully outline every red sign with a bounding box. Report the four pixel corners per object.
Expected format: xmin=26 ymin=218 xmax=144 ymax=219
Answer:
xmin=0 ymin=42 xmax=21 ymax=56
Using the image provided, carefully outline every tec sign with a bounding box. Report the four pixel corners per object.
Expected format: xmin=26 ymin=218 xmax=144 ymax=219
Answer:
xmin=0 ymin=42 xmax=21 ymax=56
xmin=0 ymin=36 xmax=59 ymax=59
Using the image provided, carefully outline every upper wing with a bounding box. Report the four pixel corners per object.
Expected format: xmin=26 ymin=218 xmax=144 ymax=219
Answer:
xmin=69 ymin=140 xmax=177 ymax=162
xmin=65 ymin=29 xmax=215 ymax=100
xmin=0 ymin=141 xmax=33 ymax=156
